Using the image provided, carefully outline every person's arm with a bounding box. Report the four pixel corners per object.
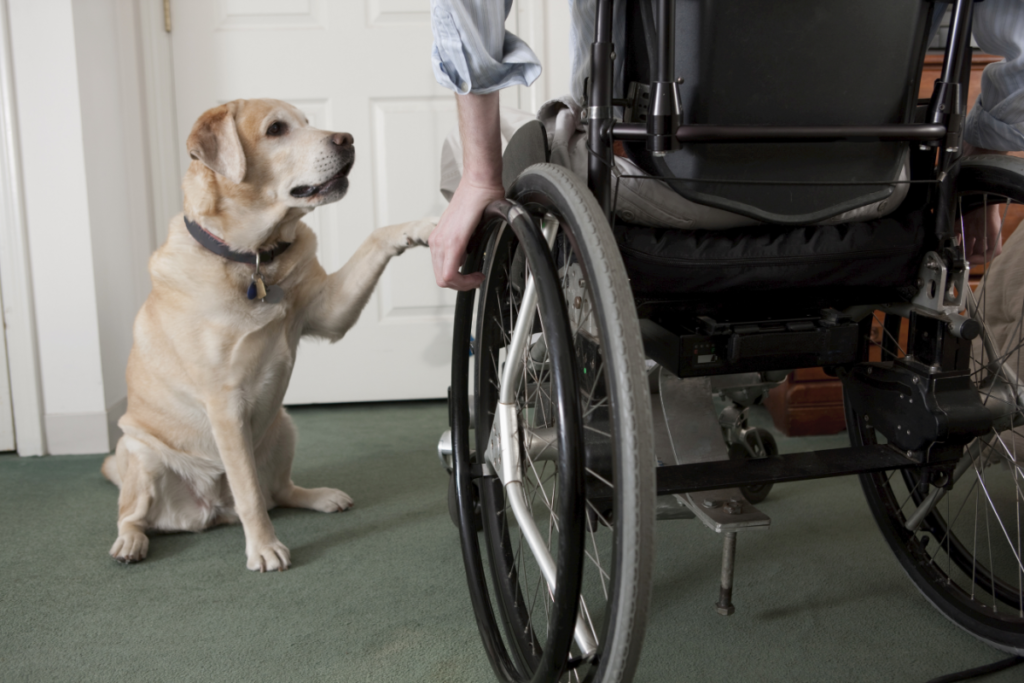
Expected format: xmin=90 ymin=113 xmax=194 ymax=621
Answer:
xmin=430 ymin=92 xmax=505 ymax=290
xmin=429 ymin=0 xmax=540 ymax=289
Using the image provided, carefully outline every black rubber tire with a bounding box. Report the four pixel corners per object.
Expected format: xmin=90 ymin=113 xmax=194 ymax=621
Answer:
xmin=448 ymin=472 xmax=481 ymax=533
xmin=728 ymin=428 xmax=779 ymax=505
xmin=457 ymin=164 xmax=655 ymax=683
xmin=855 ymin=156 xmax=1024 ymax=655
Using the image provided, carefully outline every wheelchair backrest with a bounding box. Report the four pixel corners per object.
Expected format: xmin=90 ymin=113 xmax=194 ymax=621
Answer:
xmin=623 ymin=0 xmax=933 ymax=224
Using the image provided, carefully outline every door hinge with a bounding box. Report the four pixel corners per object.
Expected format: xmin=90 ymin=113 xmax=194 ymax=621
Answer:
xmin=163 ymin=0 xmax=171 ymax=33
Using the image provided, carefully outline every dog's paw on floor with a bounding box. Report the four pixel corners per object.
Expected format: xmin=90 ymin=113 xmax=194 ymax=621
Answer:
xmin=276 ymin=484 xmax=354 ymax=513
xmin=110 ymin=530 xmax=149 ymax=564
xmin=308 ymin=487 xmax=354 ymax=513
xmin=246 ymin=539 xmax=291 ymax=572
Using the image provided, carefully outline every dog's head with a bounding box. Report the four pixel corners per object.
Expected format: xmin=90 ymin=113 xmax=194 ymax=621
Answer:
xmin=183 ymin=98 xmax=354 ymax=249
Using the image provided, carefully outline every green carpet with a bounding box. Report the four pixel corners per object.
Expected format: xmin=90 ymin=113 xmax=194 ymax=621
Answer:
xmin=0 ymin=401 xmax=1019 ymax=682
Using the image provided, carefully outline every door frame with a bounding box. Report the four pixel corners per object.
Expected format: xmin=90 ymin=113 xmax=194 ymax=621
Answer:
xmin=0 ymin=0 xmax=46 ymax=455
xmin=137 ymin=0 xmax=181 ymax=249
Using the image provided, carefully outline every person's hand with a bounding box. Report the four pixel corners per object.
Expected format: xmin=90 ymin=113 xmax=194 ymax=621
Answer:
xmin=430 ymin=178 xmax=506 ymax=290
xmin=961 ymin=143 xmax=1008 ymax=265
xmin=431 ymin=91 xmax=504 ymax=290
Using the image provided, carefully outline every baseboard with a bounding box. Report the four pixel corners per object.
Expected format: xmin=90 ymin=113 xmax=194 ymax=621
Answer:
xmin=44 ymin=397 xmax=125 ymax=455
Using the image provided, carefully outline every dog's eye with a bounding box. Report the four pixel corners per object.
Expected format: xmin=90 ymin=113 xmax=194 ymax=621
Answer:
xmin=266 ymin=121 xmax=287 ymax=137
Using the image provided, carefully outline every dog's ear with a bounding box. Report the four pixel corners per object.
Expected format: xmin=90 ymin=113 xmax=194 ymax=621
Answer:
xmin=186 ymin=102 xmax=246 ymax=185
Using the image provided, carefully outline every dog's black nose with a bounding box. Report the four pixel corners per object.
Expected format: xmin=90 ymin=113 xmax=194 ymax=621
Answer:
xmin=332 ymin=132 xmax=354 ymax=147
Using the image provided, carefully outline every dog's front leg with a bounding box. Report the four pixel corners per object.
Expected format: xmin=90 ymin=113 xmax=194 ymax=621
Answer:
xmin=109 ymin=439 xmax=154 ymax=563
xmin=207 ymin=396 xmax=290 ymax=572
xmin=303 ymin=219 xmax=434 ymax=340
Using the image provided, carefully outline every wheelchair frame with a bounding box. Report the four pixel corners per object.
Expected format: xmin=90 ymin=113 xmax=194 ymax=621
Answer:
xmin=446 ymin=0 xmax=1024 ymax=680
xmin=582 ymin=0 xmax=981 ymax=497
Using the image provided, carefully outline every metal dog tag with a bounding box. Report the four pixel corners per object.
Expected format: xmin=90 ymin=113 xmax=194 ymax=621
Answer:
xmin=248 ymin=251 xmax=266 ymax=300
xmin=262 ymin=284 xmax=286 ymax=304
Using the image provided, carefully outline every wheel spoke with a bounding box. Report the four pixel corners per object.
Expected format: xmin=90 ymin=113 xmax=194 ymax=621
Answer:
xmin=972 ymin=456 xmax=1024 ymax=577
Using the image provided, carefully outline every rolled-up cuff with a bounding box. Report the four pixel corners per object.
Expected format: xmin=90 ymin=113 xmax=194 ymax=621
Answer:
xmin=964 ymin=97 xmax=1024 ymax=152
xmin=431 ymin=9 xmax=540 ymax=95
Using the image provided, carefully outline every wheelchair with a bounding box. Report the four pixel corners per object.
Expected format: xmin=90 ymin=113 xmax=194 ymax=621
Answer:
xmin=442 ymin=1 xmax=1024 ymax=680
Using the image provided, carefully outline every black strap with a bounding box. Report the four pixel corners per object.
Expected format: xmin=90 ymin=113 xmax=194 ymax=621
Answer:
xmin=925 ymin=656 xmax=1023 ymax=683
xmin=184 ymin=216 xmax=291 ymax=265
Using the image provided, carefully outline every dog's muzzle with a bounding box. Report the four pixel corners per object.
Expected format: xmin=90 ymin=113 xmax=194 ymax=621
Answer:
xmin=290 ymin=147 xmax=355 ymax=199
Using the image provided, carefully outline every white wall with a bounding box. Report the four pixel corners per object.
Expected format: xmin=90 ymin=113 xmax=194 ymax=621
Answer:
xmin=6 ymin=0 xmax=153 ymax=454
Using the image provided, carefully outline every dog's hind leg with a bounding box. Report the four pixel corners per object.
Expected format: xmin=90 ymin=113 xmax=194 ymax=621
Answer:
xmin=109 ymin=439 xmax=154 ymax=563
xmin=101 ymin=454 xmax=121 ymax=487
xmin=261 ymin=409 xmax=353 ymax=513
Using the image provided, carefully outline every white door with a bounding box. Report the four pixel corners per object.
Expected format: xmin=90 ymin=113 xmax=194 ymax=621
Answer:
xmin=167 ymin=0 xmax=569 ymax=404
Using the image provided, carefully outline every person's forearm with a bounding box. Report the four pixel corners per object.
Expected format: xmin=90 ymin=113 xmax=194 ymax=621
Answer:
xmin=457 ymin=91 xmax=503 ymax=188
xmin=428 ymin=91 xmax=505 ymax=290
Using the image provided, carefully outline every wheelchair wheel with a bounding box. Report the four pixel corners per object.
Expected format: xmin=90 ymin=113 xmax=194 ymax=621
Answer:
xmin=855 ymin=159 xmax=1024 ymax=654
xmin=456 ymin=164 xmax=655 ymax=682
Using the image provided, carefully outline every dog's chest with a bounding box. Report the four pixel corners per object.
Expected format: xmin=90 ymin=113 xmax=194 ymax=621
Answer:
xmin=226 ymin=299 xmax=298 ymax=372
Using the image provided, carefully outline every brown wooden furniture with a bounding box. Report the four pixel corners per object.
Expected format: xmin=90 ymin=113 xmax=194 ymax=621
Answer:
xmin=766 ymin=367 xmax=846 ymax=436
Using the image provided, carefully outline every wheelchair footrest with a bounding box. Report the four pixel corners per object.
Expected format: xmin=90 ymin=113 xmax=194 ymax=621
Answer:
xmin=683 ymin=488 xmax=770 ymax=533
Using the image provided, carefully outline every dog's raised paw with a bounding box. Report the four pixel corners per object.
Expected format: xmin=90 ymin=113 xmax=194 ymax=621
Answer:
xmin=247 ymin=539 xmax=291 ymax=573
xmin=110 ymin=531 xmax=149 ymax=564
xmin=403 ymin=218 xmax=436 ymax=248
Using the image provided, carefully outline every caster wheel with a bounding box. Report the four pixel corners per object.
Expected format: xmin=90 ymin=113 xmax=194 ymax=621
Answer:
xmin=728 ymin=427 xmax=779 ymax=504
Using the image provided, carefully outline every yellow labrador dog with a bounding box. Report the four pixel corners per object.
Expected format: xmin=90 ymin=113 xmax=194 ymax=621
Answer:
xmin=101 ymin=98 xmax=433 ymax=571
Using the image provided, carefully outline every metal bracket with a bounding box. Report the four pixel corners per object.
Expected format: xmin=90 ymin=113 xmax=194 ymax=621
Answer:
xmin=682 ymin=488 xmax=771 ymax=533
xmin=911 ymin=250 xmax=968 ymax=315
xmin=880 ymin=302 xmax=980 ymax=341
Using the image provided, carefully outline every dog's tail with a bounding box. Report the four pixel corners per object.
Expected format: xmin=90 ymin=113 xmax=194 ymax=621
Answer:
xmin=101 ymin=454 xmax=121 ymax=487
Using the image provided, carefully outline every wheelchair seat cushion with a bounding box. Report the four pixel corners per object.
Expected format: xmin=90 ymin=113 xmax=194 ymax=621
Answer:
xmin=615 ymin=208 xmax=925 ymax=297
xmin=532 ymin=100 xmax=910 ymax=230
